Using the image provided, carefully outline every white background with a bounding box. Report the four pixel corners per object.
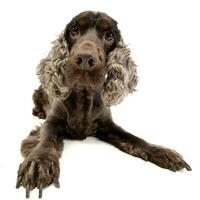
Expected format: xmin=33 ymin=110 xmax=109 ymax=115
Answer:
xmin=0 ymin=0 xmax=199 ymax=199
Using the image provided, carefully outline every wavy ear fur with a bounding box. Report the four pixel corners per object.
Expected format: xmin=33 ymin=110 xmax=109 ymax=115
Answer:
xmin=102 ymin=37 xmax=138 ymax=106
xmin=37 ymin=32 xmax=138 ymax=106
xmin=37 ymin=32 xmax=70 ymax=99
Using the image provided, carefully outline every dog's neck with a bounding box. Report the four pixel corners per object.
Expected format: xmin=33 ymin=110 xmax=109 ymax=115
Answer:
xmin=64 ymin=87 xmax=103 ymax=111
xmin=71 ymin=88 xmax=94 ymax=107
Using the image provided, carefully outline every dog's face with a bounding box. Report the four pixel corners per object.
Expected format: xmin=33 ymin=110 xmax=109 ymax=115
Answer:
xmin=64 ymin=11 xmax=121 ymax=91
xmin=37 ymin=11 xmax=137 ymax=106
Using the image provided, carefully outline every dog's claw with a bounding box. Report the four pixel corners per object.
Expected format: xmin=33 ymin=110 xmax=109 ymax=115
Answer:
xmin=183 ymin=161 xmax=192 ymax=171
xmin=141 ymin=152 xmax=148 ymax=161
xmin=39 ymin=184 xmax=43 ymax=198
xmin=169 ymin=162 xmax=177 ymax=172
xmin=54 ymin=177 xmax=60 ymax=188
xmin=16 ymin=175 xmax=22 ymax=188
xmin=26 ymin=184 xmax=30 ymax=198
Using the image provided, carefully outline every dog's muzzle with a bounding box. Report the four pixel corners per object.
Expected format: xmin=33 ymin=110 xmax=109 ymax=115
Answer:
xmin=69 ymin=41 xmax=104 ymax=70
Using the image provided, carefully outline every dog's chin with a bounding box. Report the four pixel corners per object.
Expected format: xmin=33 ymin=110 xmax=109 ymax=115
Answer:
xmin=64 ymin=64 xmax=106 ymax=92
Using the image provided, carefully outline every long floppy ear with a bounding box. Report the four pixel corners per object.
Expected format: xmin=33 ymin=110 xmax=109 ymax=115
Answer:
xmin=37 ymin=31 xmax=70 ymax=100
xmin=101 ymin=37 xmax=138 ymax=106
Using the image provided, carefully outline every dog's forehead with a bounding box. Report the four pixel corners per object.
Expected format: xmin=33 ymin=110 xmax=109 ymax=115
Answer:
xmin=69 ymin=11 xmax=117 ymax=29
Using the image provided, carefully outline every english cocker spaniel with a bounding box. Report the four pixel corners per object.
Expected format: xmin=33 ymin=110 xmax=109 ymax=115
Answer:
xmin=16 ymin=11 xmax=191 ymax=198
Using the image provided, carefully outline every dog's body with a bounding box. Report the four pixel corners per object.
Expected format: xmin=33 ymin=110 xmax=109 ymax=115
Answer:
xmin=16 ymin=11 xmax=191 ymax=199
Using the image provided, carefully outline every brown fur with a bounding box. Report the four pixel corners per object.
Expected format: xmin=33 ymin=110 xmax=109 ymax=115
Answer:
xmin=32 ymin=86 xmax=48 ymax=119
xmin=17 ymin=11 xmax=191 ymax=199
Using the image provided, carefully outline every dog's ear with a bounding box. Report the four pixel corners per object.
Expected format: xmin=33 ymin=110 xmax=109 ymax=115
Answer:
xmin=102 ymin=37 xmax=138 ymax=106
xmin=37 ymin=31 xmax=70 ymax=100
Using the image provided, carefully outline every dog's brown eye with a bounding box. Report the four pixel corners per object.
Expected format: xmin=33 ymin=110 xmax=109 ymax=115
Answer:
xmin=70 ymin=26 xmax=80 ymax=37
xmin=104 ymin=31 xmax=114 ymax=42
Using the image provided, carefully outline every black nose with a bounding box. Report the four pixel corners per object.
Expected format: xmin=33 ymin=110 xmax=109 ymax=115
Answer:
xmin=75 ymin=54 xmax=97 ymax=69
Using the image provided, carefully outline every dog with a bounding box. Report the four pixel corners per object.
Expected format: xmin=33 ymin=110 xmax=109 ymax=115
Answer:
xmin=16 ymin=11 xmax=191 ymax=198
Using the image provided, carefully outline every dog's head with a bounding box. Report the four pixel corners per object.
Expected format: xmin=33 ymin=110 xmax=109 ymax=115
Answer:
xmin=63 ymin=11 xmax=121 ymax=91
xmin=37 ymin=11 xmax=138 ymax=106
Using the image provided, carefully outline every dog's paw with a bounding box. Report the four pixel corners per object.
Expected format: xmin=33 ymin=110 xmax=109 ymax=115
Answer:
xmin=32 ymin=107 xmax=46 ymax=119
xmin=16 ymin=152 xmax=60 ymax=198
xmin=143 ymin=145 xmax=192 ymax=172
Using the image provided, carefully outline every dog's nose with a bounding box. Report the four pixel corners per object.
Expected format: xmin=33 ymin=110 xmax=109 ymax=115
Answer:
xmin=75 ymin=54 xmax=97 ymax=70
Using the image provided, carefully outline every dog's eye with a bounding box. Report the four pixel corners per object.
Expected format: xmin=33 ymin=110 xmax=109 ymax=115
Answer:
xmin=104 ymin=31 xmax=114 ymax=43
xmin=70 ymin=26 xmax=80 ymax=37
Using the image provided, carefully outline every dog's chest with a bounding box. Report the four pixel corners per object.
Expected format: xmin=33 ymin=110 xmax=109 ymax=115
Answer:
xmin=64 ymin=90 xmax=101 ymax=139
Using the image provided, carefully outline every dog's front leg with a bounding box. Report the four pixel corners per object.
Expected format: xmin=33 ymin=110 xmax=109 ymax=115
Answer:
xmin=16 ymin=116 xmax=65 ymax=198
xmin=95 ymin=120 xmax=191 ymax=172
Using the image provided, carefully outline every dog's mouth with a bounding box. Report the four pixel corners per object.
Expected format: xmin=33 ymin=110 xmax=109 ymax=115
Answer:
xmin=64 ymin=62 xmax=106 ymax=91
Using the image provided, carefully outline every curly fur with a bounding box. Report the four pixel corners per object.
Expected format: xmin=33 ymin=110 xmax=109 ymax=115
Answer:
xmin=37 ymin=31 xmax=138 ymax=106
